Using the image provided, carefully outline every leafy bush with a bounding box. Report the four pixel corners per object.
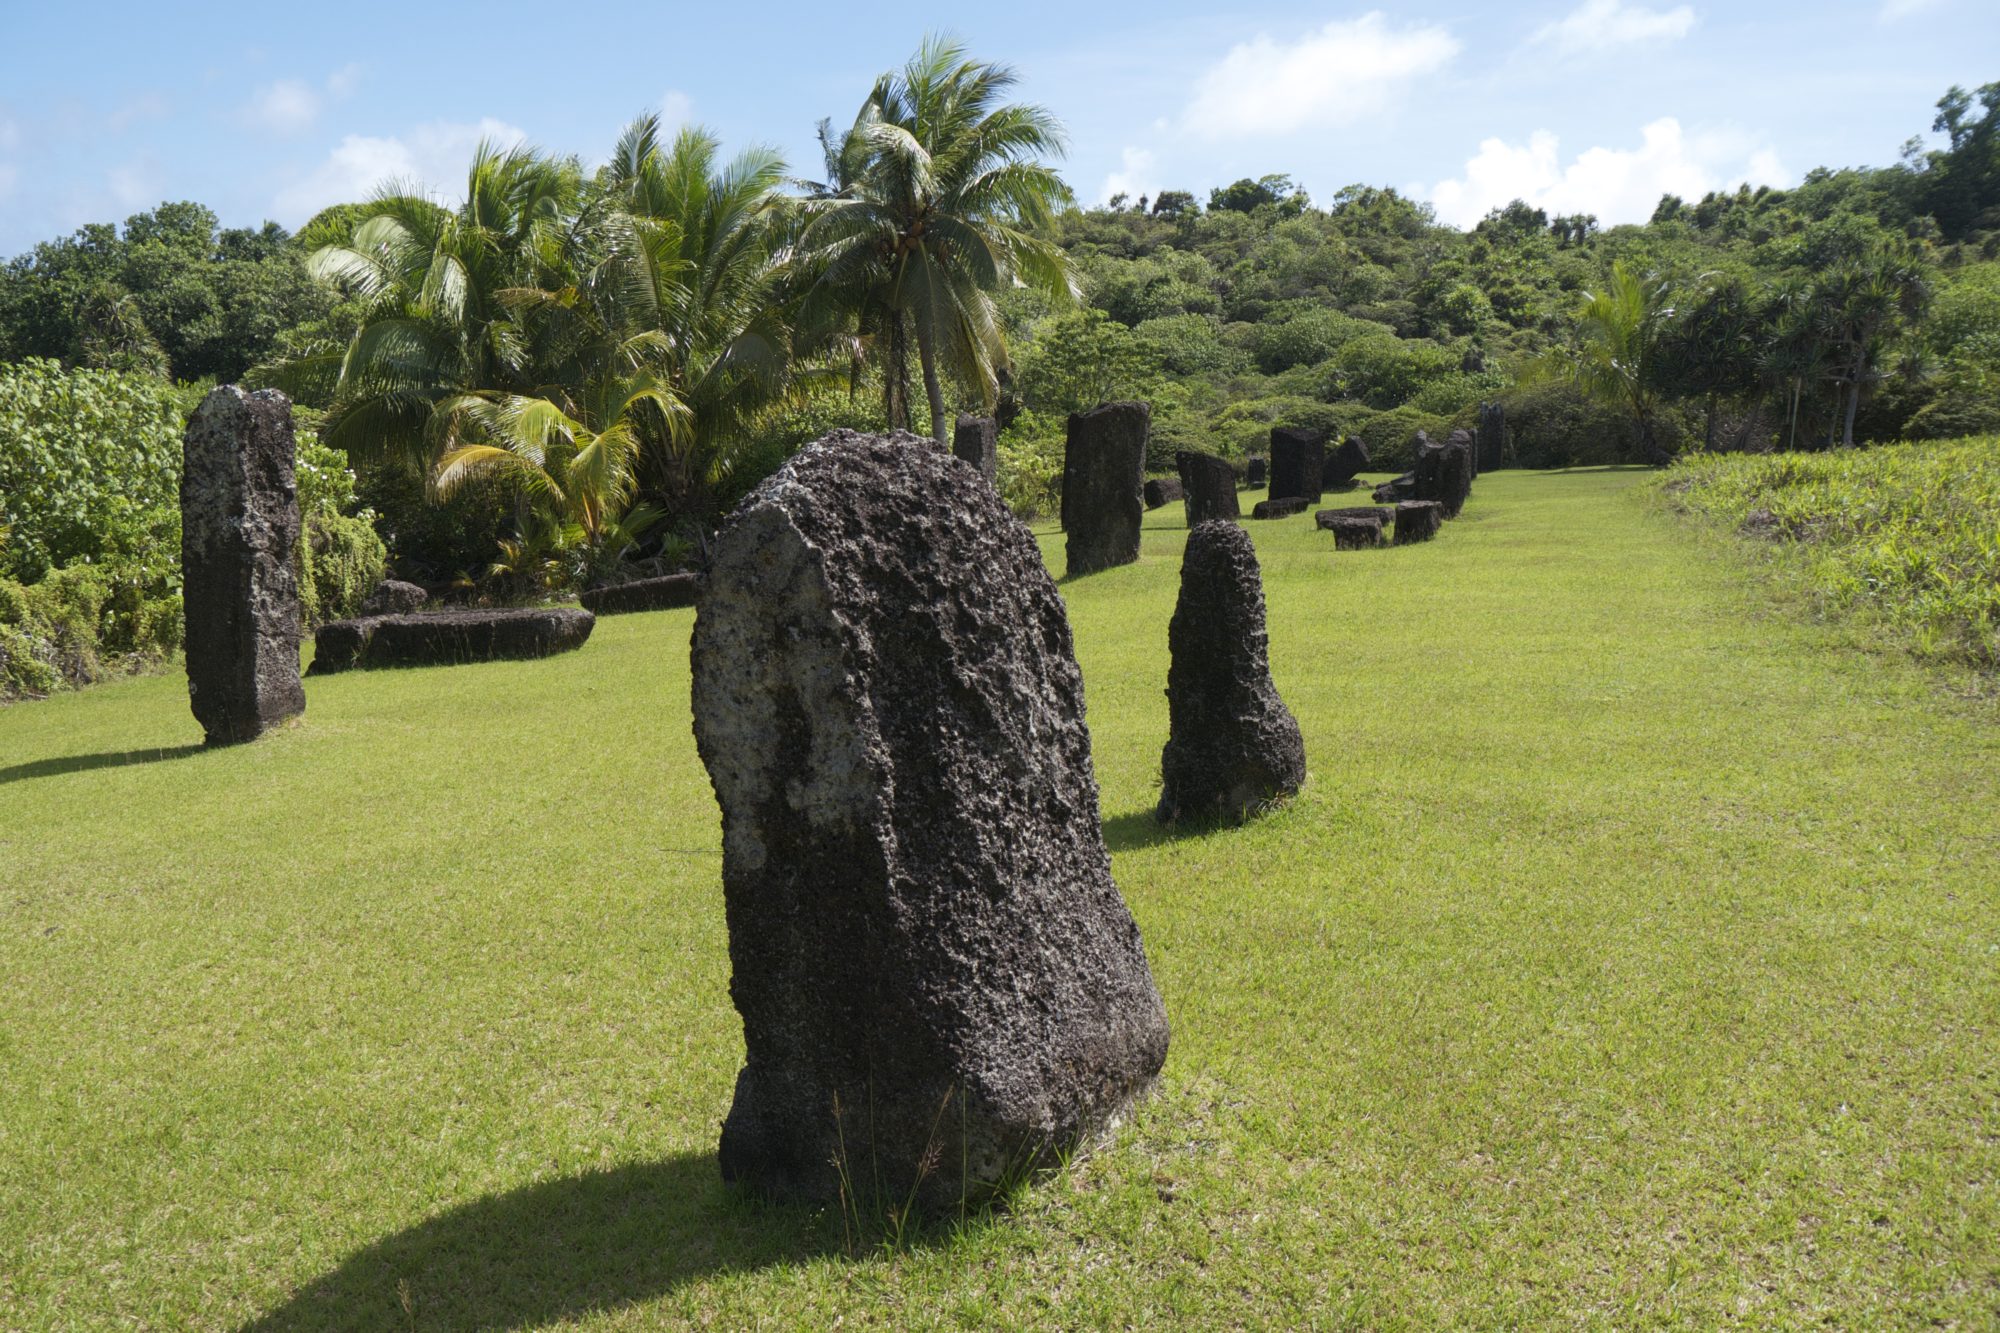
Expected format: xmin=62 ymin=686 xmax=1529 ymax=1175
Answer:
xmin=0 ymin=358 xmax=186 ymax=584
xmin=1660 ymin=437 xmax=2000 ymax=670
xmin=1496 ymin=378 xmax=1690 ymax=468
xmin=1329 ymin=334 xmax=1460 ymax=409
xmin=996 ymin=409 xmax=1064 ymax=519
xmin=1251 ymin=308 xmax=1393 ymax=373
xmin=1 ymin=563 xmax=181 ymax=701
xmin=1349 ymin=405 xmax=1453 ymax=473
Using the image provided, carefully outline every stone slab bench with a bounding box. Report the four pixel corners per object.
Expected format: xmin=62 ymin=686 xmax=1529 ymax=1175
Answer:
xmin=309 ymin=607 xmax=595 ymax=674
xmin=579 ymin=573 xmax=701 ymax=616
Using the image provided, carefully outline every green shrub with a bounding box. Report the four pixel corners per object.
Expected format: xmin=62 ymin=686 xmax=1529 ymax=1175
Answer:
xmin=996 ymin=410 xmax=1064 ymax=519
xmin=299 ymin=514 xmax=388 ymax=627
xmin=1350 ymin=405 xmax=1453 ymax=473
xmin=0 ymin=563 xmax=180 ymax=702
xmin=1660 ymin=437 xmax=2000 ymax=670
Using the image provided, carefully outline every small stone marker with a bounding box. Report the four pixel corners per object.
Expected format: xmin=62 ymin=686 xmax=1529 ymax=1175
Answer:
xmin=1268 ymin=426 xmax=1326 ymax=505
xmin=693 ymin=430 xmax=1170 ymax=1212
xmin=1394 ymin=500 xmax=1444 ymax=544
xmin=1246 ymin=456 xmax=1267 ymax=488
xmin=1063 ymin=401 xmax=1149 ymax=577
xmin=1177 ymin=450 xmax=1240 ymax=526
xmin=579 ymin=572 xmax=701 ymax=615
xmin=1156 ymin=521 xmax=1306 ymax=823
xmin=1477 ymin=402 xmax=1505 ymax=472
xmin=360 ymin=579 xmax=427 ymax=616
xmin=1324 ymin=435 xmax=1370 ymax=487
xmin=1251 ymin=496 xmax=1309 ymax=519
xmin=1321 ymin=516 xmax=1385 ymax=549
xmin=181 ymin=385 xmax=305 ymax=746
xmin=1373 ymin=472 xmax=1417 ymax=504
xmin=953 ymin=413 xmax=998 ymax=481
xmin=1143 ymin=477 xmax=1184 ymax=509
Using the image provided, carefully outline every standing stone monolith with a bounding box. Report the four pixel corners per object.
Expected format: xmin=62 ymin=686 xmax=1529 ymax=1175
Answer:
xmin=1157 ymin=521 xmax=1306 ymax=823
xmin=1268 ymin=426 xmax=1326 ymax=505
xmin=1477 ymin=402 xmax=1506 ymax=472
xmin=181 ymin=385 xmax=305 ymax=746
xmin=953 ymin=413 xmax=998 ymax=481
xmin=1414 ymin=434 xmax=1473 ymax=519
xmin=1246 ymin=457 xmax=1267 ymax=488
xmin=1177 ymin=450 xmax=1240 ymax=526
xmin=1324 ymin=435 xmax=1370 ymax=487
xmin=692 ymin=430 xmax=1170 ymax=1212
xmin=1062 ymin=401 xmax=1149 ymax=577
xmin=1394 ymin=500 xmax=1444 ymax=544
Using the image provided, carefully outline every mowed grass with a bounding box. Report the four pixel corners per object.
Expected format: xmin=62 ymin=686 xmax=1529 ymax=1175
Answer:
xmin=2 ymin=467 xmax=1996 ymax=1329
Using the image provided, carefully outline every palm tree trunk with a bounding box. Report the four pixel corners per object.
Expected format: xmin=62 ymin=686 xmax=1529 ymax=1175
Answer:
xmin=1842 ymin=377 xmax=1862 ymax=448
xmin=914 ymin=316 xmax=948 ymax=447
xmin=882 ymin=312 xmax=911 ymax=431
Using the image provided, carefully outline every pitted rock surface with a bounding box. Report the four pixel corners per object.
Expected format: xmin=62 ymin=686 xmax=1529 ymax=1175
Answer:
xmin=953 ymin=413 xmax=999 ymax=480
xmin=360 ymin=579 xmax=428 ymax=615
xmin=308 ymin=607 xmax=594 ymax=673
xmin=1062 ymin=401 xmax=1149 ymax=576
xmin=1268 ymin=426 xmax=1326 ymax=504
xmin=579 ymin=573 xmax=701 ymax=615
xmin=1156 ymin=521 xmax=1306 ymax=823
xmin=181 ymin=385 xmax=304 ymax=745
xmin=1322 ymin=517 xmax=1384 ymax=549
xmin=1177 ymin=450 xmax=1240 ymax=526
xmin=692 ymin=429 xmax=1169 ymax=1211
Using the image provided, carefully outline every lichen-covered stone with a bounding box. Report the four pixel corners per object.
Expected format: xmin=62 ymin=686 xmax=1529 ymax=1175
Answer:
xmin=1157 ymin=521 xmax=1306 ymax=823
xmin=1251 ymin=496 xmax=1309 ymax=519
xmin=1062 ymin=402 xmax=1149 ymax=577
xmin=692 ymin=429 xmax=1169 ymax=1212
xmin=1177 ymin=450 xmax=1240 ymax=526
xmin=1268 ymin=426 xmax=1325 ymax=504
xmin=181 ymin=385 xmax=305 ymax=745
xmin=1143 ymin=477 xmax=1184 ymax=509
xmin=359 ymin=579 xmax=427 ymax=615
xmin=579 ymin=573 xmax=701 ymax=615
xmin=307 ymin=607 xmax=594 ymax=673
xmin=1394 ymin=500 xmax=1444 ymax=544
xmin=953 ymin=413 xmax=998 ymax=481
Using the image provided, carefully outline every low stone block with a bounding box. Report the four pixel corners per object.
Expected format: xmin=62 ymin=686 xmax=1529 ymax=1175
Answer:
xmin=1322 ymin=517 xmax=1385 ymax=550
xmin=308 ymin=607 xmax=595 ymax=674
xmin=1251 ymin=496 xmax=1309 ymax=519
xmin=360 ymin=579 xmax=427 ymax=615
xmin=1143 ymin=477 xmax=1184 ymax=509
xmin=579 ymin=573 xmax=702 ymax=615
xmin=1394 ymin=501 xmax=1444 ymax=545
xmin=1315 ymin=506 xmax=1393 ymax=529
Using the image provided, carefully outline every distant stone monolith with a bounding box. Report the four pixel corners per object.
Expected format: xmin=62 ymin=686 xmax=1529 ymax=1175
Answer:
xmin=1177 ymin=450 xmax=1240 ymax=526
xmin=953 ymin=413 xmax=998 ymax=481
xmin=1062 ymin=402 xmax=1149 ymax=577
xmin=181 ymin=386 xmax=305 ymax=745
xmin=1268 ymin=426 xmax=1326 ymax=505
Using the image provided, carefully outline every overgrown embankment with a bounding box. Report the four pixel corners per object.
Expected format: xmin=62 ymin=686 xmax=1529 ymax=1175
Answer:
xmin=1660 ymin=438 xmax=2000 ymax=672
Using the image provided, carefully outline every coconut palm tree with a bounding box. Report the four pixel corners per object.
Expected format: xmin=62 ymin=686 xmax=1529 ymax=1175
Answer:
xmin=797 ymin=36 xmax=1079 ymax=445
xmin=1571 ymin=261 xmax=1675 ymax=464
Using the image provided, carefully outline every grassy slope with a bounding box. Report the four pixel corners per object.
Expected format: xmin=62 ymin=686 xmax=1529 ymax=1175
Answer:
xmin=2 ymin=468 xmax=1995 ymax=1329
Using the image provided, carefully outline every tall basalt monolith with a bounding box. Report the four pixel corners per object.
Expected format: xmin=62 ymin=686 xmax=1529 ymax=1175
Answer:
xmin=1246 ymin=456 xmax=1267 ymax=488
xmin=953 ymin=413 xmax=998 ymax=481
xmin=1324 ymin=435 xmax=1370 ymax=487
xmin=1157 ymin=521 xmax=1306 ymax=823
xmin=692 ymin=429 xmax=1170 ymax=1212
xmin=1177 ymin=450 xmax=1240 ymax=526
xmin=1453 ymin=426 xmax=1479 ymax=480
xmin=1413 ymin=435 xmax=1473 ymax=519
xmin=1268 ymin=426 xmax=1325 ymax=504
xmin=1478 ymin=402 xmax=1505 ymax=472
xmin=1062 ymin=401 xmax=1149 ymax=576
xmin=181 ymin=385 xmax=305 ymax=745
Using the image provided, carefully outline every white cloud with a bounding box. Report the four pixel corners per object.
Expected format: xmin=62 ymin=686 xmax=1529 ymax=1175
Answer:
xmin=1426 ymin=117 xmax=1789 ymax=228
xmin=245 ymin=79 xmax=321 ymax=135
xmin=659 ymin=90 xmax=694 ymax=133
xmin=1185 ymin=12 xmax=1460 ymax=138
xmin=274 ymin=117 xmax=528 ymax=222
xmin=1531 ymin=0 xmax=1696 ymax=56
xmin=1878 ymin=0 xmax=1943 ymax=17
xmin=327 ymin=63 xmax=364 ymax=98
xmin=1101 ymin=147 xmax=1159 ymax=205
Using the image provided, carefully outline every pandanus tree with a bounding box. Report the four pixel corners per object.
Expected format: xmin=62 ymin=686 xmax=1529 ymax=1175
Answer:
xmin=1813 ymin=242 xmax=1932 ymax=447
xmin=796 ymin=37 xmax=1080 ymax=445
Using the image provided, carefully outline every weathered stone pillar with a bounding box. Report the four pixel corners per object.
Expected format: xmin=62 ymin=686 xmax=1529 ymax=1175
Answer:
xmin=953 ymin=413 xmax=998 ymax=481
xmin=1394 ymin=500 xmax=1444 ymax=544
xmin=1268 ymin=426 xmax=1325 ymax=505
xmin=1324 ymin=435 xmax=1370 ymax=488
xmin=1176 ymin=450 xmax=1240 ymax=526
xmin=1062 ymin=401 xmax=1148 ymax=577
xmin=1156 ymin=521 xmax=1306 ymax=823
xmin=1477 ymin=402 xmax=1506 ymax=473
xmin=693 ymin=429 xmax=1169 ymax=1212
xmin=181 ymin=386 xmax=305 ymax=745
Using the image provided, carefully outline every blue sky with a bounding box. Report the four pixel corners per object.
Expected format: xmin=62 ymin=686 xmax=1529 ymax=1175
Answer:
xmin=0 ymin=1 xmax=1992 ymax=255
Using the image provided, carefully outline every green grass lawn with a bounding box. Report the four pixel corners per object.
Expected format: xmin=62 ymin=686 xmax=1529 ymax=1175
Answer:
xmin=3 ymin=467 xmax=1996 ymax=1329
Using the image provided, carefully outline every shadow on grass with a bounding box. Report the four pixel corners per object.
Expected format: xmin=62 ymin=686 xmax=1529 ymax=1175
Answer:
xmin=0 ymin=743 xmax=204 ymax=786
xmin=1103 ymin=806 xmax=1218 ymax=853
xmin=241 ymin=1152 xmax=848 ymax=1332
